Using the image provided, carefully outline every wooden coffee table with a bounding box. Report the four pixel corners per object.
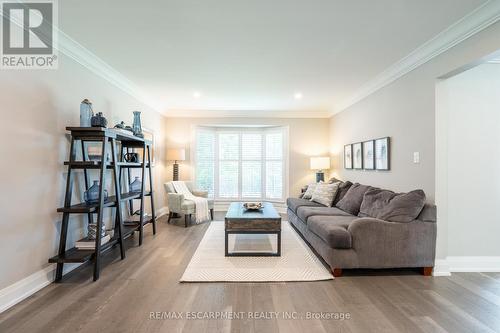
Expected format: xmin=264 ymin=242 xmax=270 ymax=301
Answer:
xmin=225 ymin=202 xmax=282 ymax=256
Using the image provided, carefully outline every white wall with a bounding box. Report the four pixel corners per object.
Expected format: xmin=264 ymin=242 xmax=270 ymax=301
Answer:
xmin=437 ymin=64 xmax=500 ymax=257
xmin=0 ymin=53 xmax=168 ymax=293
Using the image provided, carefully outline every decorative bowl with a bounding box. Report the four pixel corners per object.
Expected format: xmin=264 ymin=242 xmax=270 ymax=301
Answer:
xmin=243 ymin=202 xmax=263 ymax=210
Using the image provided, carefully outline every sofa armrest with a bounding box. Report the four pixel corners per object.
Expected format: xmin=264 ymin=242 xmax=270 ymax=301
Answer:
xmin=167 ymin=193 xmax=185 ymax=213
xmin=192 ymin=189 xmax=208 ymax=198
xmin=347 ymin=217 xmax=437 ymax=267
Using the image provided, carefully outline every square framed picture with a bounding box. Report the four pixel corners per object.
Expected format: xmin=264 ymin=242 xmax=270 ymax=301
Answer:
xmin=352 ymin=142 xmax=363 ymax=169
xmin=363 ymin=140 xmax=375 ymax=170
xmin=375 ymin=137 xmax=390 ymax=170
xmin=344 ymin=144 xmax=352 ymax=169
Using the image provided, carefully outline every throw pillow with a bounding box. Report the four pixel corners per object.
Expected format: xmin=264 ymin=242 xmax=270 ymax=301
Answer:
xmin=302 ymin=182 xmax=320 ymax=200
xmin=327 ymin=177 xmax=342 ymax=184
xmin=298 ymin=185 xmax=309 ymax=198
xmin=333 ymin=181 xmax=353 ymax=205
xmin=358 ymin=188 xmax=426 ymax=223
xmin=311 ymin=182 xmax=340 ymax=207
xmin=335 ymin=183 xmax=372 ymax=215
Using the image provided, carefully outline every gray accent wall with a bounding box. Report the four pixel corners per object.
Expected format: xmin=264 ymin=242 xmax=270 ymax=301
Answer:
xmin=329 ymin=21 xmax=500 ymax=204
xmin=329 ymin=21 xmax=500 ymax=262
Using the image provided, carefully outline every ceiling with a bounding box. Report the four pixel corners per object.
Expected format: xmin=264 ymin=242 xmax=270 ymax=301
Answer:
xmin=59 ymin=0 xmax=487 ymax=117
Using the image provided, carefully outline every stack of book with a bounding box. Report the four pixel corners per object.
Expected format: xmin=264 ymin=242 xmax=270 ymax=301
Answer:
xmin=75 ymin=234 xmax=111 ymax=249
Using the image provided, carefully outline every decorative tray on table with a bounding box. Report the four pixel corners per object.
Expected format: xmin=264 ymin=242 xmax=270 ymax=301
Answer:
xmin=243 ymin=202 xmax=263 ymax=210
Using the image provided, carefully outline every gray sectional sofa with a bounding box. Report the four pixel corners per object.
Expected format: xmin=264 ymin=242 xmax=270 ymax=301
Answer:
xmin=287 ymin=182 xmax=437 ymax=277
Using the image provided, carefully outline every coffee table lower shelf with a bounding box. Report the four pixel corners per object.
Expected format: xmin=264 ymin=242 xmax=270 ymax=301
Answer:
xmin=224 ymin=230 xmax=281 ymax=257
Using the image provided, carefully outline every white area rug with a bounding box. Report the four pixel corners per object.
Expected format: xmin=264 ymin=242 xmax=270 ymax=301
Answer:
xmin=180 ymin=221 xmax=333 ymax=282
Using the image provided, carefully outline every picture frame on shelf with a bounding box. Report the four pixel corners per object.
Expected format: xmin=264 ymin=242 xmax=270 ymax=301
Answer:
xmin=352 ymin=142 xmax=363 ymax=169
xmin=344 ymin=144 xmax=353 ymax=169
xmin=375 ymin=137 xmax=390 ymax=170
xmin=363 ymin=140 xmax=375 ymax=170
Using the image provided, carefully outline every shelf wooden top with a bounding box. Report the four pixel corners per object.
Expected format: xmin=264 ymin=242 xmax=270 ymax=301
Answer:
xmin=66 ymin=127 xmax=152 ymax=144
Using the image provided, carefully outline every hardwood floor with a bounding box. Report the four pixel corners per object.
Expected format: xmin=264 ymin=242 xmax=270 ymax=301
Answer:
xmin=2 ymin=213 xmax=500 ymax=333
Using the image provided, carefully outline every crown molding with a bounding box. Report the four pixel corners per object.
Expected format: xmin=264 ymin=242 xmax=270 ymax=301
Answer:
xmin=0 ymin=2 xmax=160 ymax=112
xmin=332 ymin=0 xmax=500 ymax=116
xmin=162 ymin=109 xmax=331 ymax=118
xmin=56 ymin=30 xmax=160 ymax=111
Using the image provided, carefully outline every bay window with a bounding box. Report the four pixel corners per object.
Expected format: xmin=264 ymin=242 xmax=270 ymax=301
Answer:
xmin=193 ymin=126 xmax=288 ymax=202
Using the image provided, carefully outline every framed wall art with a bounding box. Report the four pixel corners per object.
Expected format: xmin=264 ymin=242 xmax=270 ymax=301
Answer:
xmin=363 ymin=140 xmax=375 ymax=170
xmin=352 ymin=142 xmax=363 ymax=169
xmin=344 ymin=144 xmax=353 ymax=169
xmin=375 ymin=137 xmax=390 ymax=170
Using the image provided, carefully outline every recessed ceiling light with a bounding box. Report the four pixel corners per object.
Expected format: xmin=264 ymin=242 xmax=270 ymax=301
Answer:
xmin=193 ymin=91 xmax=201 ymax=99
xmin=294 ymin=92 xmax=303 ymax=100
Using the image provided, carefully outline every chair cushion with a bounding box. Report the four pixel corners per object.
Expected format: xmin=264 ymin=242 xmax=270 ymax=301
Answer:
xmin=297 ymin=206 xmax=351 ymax=222
xmin=307 ymin=215 xmax=357 ymax=249
xmin=358 ymin=188 xmax=426 ymax=223
xmin=335 ymin=183 xmax=372 ymax=215
xmin=286 ymin=197 xmax=323 ymax=214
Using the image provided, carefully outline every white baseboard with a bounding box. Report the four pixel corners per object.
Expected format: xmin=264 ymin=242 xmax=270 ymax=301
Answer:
xmin=433 ymin=256 xmax=500 ymax=276
xmin=0 ymin=263 xmax=80 ymax=314
xmin=0 ymin=206 xmax=168 ymax=314
xmin=156 ymin=206 xmax=168 ymax=217
xmin=446 ymin=256 xmax=500 ymax=272
xmin=433 ymin=259 xmax=452 ymax=276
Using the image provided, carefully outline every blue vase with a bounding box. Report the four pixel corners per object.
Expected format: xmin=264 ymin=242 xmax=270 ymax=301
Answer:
xmin=84 ymin=181 xmax=108 ymax=204
xmin=79 ymin=99 xmax=93 ymax=127
xmin=132 ymin=111 xmax=143 ymax=138
xmin=130 ymin=176 xmax=142 ymax=192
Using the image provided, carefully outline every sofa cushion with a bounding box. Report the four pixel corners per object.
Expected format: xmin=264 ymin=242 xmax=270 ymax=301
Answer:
xmin=358 ymin=188 xmax=426 ymax=223
xmin=297 ymin=206 xmax=351 ymax=222
xmin=417 ymin=203 xmax=437 ymax=222
xmin=332 ymin=181 xmax=353 ymax=205
xmin=335 ymin=183 xmax=372 ymax=215
xmin=286 ymin=197 xmax=323 ymax=214
xmin=307 ymin=215 xmax=357 ymax=249
xmin=311 ymin=182 xmax=340 ymax=207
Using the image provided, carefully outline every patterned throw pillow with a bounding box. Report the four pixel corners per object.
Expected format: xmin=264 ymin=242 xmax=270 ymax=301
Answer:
xmin=302 ymin=182 xmax=320 ymax=200
xmin=311 ymin=182 xmax=340 ymax=207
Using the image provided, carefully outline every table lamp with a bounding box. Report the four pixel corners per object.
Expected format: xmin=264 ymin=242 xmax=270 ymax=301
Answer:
xmin=166 ymin=148 xmax=186 ymax=181
xmin=310 ymin=157 xmax=330 ymax=182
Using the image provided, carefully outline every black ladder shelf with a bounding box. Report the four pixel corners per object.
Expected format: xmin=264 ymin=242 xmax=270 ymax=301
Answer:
xmin=49 ymin=127 xmax=156 ymax=282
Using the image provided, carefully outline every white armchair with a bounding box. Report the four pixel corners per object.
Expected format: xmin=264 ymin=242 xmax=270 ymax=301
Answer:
xmin=164 ymin=181 xmax=214 ymax=227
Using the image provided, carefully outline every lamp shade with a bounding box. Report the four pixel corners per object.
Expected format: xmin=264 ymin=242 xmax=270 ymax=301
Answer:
xmin=166 ymin=148 xmax=186 ymax=161
xmin=310 ymin=157 xmax=330 ymax=170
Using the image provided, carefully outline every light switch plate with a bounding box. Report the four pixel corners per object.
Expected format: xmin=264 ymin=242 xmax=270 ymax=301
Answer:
xmin=413 ymin=152 xmax=420 ymax=164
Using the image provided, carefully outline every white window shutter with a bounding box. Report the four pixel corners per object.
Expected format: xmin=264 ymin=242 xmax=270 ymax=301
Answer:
xmin=194 ymin=127 xmax=286 ymax=202
xmin=265 ymin=132 xmax=284 ymax=199
xmin=195 ymin=130 xmax=215 ymax=196
xmin=241 ymin=133 xmax=262 ymax=198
